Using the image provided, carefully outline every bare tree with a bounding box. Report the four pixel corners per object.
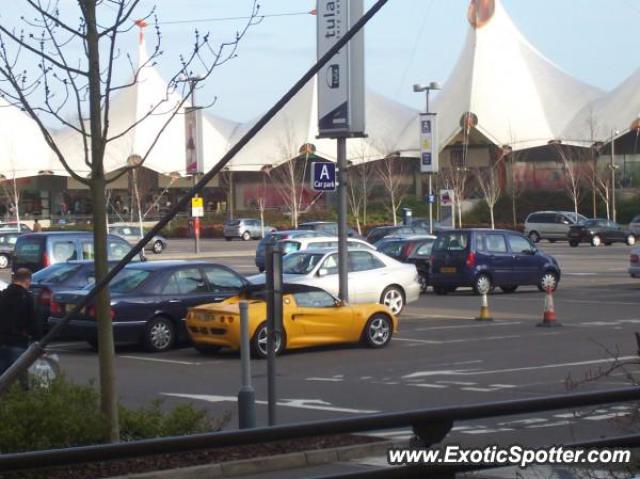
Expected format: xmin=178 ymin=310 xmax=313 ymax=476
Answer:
xmin=441 ymin=166 xmax=469 ymax=228
xmin=268 ymin=130 xmax=314 ymax=228
xmin=553 ymin=144 xmax=585 ymax=219
xmin=375 ymin=155 xmax=410 ymax=225
xmin=347 ymin=154 xmax=375 ymax=234
xmin=0 ymin=1 xmax=258 ymax=441
xmin=474 ymin=147 xmax=507 ymax=229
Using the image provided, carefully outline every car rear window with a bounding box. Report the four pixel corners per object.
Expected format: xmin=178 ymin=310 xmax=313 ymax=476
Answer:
xmin=378 ymin=240 xmax=404 ymax=257
xmin=280 ymin=240 xmax=302 ymax=255
xmin=225 ymin=220 xmax=241 ymax=226
xmin=433 ymin=232 xmax=469 ymax=252
xmin=15 ymin=237 xmax=45 ymax=263
xmin=32 ymin=263 xmax=83 ymax=285
xmin=108 ymin=269 xmax=151 ymax=293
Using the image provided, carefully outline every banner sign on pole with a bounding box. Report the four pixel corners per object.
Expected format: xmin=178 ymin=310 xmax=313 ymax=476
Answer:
xmin=419 ymin=112 xmax=439 ymax=173
xmin=311 ymin=162 xmax=337 ymax=192
xmin=440 ymin=189 xmax=454 ymax=206
xmin=185 ymin=107 xmax=204 ymax=175
xmin=316 ymin=0 xmax=365 ymax=137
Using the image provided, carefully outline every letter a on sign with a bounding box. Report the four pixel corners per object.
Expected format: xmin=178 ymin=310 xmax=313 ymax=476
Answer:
xmin=320 ymin=164 xmax=330 ymax=180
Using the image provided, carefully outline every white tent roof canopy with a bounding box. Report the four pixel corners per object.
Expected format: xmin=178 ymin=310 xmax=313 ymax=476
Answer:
xmin=3 ymin=0 xmax=640 ymax=179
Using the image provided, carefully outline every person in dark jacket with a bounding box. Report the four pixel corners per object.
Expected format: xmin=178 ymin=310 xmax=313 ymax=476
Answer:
xmin=0 ymin=268 xmax=37 ymax=380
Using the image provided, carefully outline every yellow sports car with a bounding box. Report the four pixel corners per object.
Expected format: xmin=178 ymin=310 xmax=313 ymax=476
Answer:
xmin=186 ymin=284 xmax=398 ymax=358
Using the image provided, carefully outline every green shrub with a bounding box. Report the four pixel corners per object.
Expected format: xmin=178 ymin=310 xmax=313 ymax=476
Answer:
xmin=0 ymin=376 xmax=225 ymax=453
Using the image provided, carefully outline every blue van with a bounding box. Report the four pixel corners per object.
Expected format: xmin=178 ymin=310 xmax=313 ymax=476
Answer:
xmin=429 ymin=229 xmax=561 ymax=295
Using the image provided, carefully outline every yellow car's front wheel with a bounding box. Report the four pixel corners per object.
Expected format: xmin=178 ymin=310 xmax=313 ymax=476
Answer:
xmin=252 ymin=321 xmax=285 ymax=359
xmin=362 ymin=314 xmax=392 ymax=348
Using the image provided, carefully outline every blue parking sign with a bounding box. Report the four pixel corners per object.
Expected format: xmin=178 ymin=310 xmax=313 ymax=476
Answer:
xmin=311 ymin=162 xmax=336 ymax=192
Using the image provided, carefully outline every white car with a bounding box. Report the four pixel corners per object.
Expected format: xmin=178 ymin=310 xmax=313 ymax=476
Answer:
xmin=279 ymin=236 xmax=375 ymax=255
xmin=247 ymin=248 xmax=420 ymax=315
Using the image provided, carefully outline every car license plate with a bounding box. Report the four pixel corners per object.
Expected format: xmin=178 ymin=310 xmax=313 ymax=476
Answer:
xmin=440 ymin=267 xmax=456 ymax=273
xmin=65 ymin=304 xmax=75 ymax=313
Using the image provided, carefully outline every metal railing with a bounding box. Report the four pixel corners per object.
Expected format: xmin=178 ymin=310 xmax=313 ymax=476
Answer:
xmin=1 ymin=386 xmax=639 ymax=476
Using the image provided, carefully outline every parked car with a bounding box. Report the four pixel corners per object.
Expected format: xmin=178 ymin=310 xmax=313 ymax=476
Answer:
xmin=568 ymin=219 xmax=636 ymax=247
xmin=12 ymin=231 xmax=137 ymax=274
xmin=224 ymin=218 xmax=276 ymax=241
xmin=628 ymin=215 xmax=640 ymax=237
xmin=629 ymin=247 xmax=640 ymax=278
xmin=376 ymin=235 xmax=436 ymax=293
xmin=410 ymin=218 xmax=440 ymax=232
xmin=187 ymin=284 xmax=397 ymax=358
xmin=255 ymin=230 xmax=324 ymax=272
xmin=298 ymin=222 xmax=361 ymax=238
xmin=30 ymin=260 xmax=118 ymax=338
xmin=247 ymin=248 xmax=420 ymax=315
xmin=524 ymin=211 xmax=588 ymax=243
xmin=48 ymin=261 xmax=250 ymax=352
xmin=279 ymin=236 xmax=375 ymax=255
xmin=366 ymin=225 xmax=429 ymax=245
xmin=430 ymin=229 xmax=561 ymax=295
xmin=0 ymin=222 xmax=31 ymax=233
xmin=0 ymin=231 xmax=21 ymax=269
xmin=108 ymin=224 xmax=167 ymax=254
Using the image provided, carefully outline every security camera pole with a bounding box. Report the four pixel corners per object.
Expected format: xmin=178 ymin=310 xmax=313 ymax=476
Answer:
xmin=316 ymin=0 xmax=366 ymax=302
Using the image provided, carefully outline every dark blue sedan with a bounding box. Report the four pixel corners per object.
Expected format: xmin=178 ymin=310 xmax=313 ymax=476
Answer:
xmin=48 ymin=261 xmax=249 ymax=352
xmin=430 ymin=229 xmax=561 ymax=295
xmin=31 ymin=260 xmax=118 ymax=339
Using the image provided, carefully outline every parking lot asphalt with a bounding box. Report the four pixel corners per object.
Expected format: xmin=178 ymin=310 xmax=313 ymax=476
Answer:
xmin=6 ymin=238 xmax=640 ymax=452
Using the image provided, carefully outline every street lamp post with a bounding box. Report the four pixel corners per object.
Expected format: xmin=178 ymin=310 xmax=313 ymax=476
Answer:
xmin=610 ymin=129 xmax=619 ymax=223
xmin=413 ymin=82 xmax=440 ymax=234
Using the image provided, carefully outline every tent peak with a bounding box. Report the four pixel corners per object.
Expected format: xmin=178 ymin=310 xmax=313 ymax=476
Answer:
xmin=467 ymin=0 xmax=496 ymax=29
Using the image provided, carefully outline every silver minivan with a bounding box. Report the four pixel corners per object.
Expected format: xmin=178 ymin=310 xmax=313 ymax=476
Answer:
xmin=524 ymin=211 xmax=587 ymax=243
xmin=223 ymin=218 xmax=276 ymax=241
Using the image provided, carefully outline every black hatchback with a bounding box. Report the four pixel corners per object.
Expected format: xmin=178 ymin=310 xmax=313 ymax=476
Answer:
xmin=49 ymin=261 xmax=249 ymax=352
xmin=568 ymin=219 xmax=636 ymax=247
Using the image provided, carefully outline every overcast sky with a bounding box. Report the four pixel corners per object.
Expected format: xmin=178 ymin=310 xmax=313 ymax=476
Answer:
xmin=5 ymin=1 xmax=640 ymax=123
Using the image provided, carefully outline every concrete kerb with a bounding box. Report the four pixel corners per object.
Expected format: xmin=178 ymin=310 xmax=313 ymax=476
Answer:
xmin=107 ymin=439 xmax=396 ymax=479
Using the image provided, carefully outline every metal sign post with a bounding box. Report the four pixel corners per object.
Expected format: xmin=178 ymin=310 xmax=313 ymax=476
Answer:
xmin=317 ymin=0 xmax=365 ymax=303
xmin=191 ymin=196 xmax=203 ymax=254
xmin=237 ymin=300 xmax=256 ymax=429
xmin=265 ymin=240 xmax=283 ymax=426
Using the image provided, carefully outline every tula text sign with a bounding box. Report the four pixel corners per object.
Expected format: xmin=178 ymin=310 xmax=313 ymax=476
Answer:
xmin=419 ymin=112 xmax=439 ymax=173
xmin=316 ymin=0 xmax=365 ymax=137
xmin=311 ymin=162 xmax=337 ymax=191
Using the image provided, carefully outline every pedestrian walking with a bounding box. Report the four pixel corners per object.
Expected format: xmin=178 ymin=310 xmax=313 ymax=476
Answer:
xmin=0 ymin=268 xmax=38 ymax=385
xmin=33 ymin=218 xmax=42 ymax=232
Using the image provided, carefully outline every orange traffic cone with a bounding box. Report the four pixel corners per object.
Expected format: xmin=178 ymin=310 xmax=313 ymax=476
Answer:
xmin=475 ymin=293 xmax=493 ymax=321
xmin=537 ymin=288 xmax=561 ymax=327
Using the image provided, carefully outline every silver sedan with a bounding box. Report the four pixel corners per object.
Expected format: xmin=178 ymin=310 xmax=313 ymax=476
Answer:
xmin=247 ymin=248 xmax=420 ymax=315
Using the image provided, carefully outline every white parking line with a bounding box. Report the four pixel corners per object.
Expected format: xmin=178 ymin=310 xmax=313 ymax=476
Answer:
xmin=162 ymin=393 xmax=379 ymax=414
xmin=395 ymin=334 xmax=523 ymax=345
xmin=120 ymin=356 xmax=202 ymax=366
xmin=415 ymin=322 xmax=522 ymax=331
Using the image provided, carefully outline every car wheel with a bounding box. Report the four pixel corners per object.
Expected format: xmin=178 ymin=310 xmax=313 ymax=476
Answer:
xmin=528 ymin=231 xmax=540 ymax=243
xmin=362 ymin=314 xmax=392 ymax=348
xmin=418 ymin=274 xmax=428 ymax=294
xmin=538 ymin=271 xmax=558 ymax=292
xmin=242 ymin=231 xmax=251 ymax=241
xmin=549 ymin=239 xmax=556 ymax=243
xmin=473 ymin=274 xmax=492 ymax=295
xmin=194 ymin=344 xmax=221 ymax=355
xmin=225 ymin=236 xmax=233 ymax=241
xmin=569 ymin=241 xmax=579 ymax=247
xmin=143 ymin=317 xmax=175 ymax=352
xmin=251 ymin=321 xmax=285 ymax=359
xmin=258 ymin=267 xmax=265 ymax=273
xmin=591 ymin=235 xmax=601 ymax=247
xmin=380 ymin=286 xmax=405 ymax=315
xmin=627 ymin=235 xmax=636 ymax=246
xmin=0 ymin=254 xmax=10 ymax=269
xmin=500 ymin=285 xmax=518 ymax=293
xmin=152 ymin=240 xmax=164 ymax=254
xmin=433 ymin=286 xmax=448 ymax=295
